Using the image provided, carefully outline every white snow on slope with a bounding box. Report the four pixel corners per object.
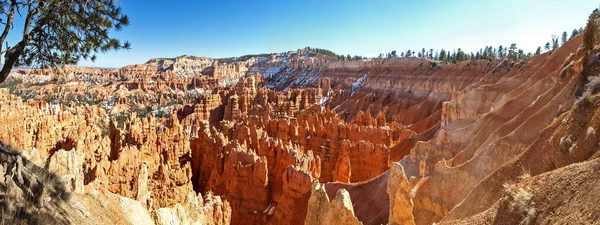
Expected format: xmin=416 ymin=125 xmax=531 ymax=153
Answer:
xmin=264 ymin=67 xmax=282 ymax=78
xmin=351 ymin=74 xmax=367 ymax=96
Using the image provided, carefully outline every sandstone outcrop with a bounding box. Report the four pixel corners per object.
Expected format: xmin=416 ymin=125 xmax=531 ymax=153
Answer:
xmin=305 ymin=183 xmax=362 ymax=225
xmin=306 ymin=12 xmax=600 ymax=225
xmin=441 ymin=156 xmax=600 ymax=225
xmin=153 ymin=192 xmax=231 ymax=225
xmin=48 ymin=149 xmax=85 ymax=194
xmin=0 ymin=144 xmax=72 ymax=224
xmin=332 ymin=155 xmax=351 ymax=183
xmin=2 ymin=14 xmax=600 ymax=224
xmin=387 ymin=162 xmax=415 ymax=225
xmin=0 ymin=89 xmax=232 ymax=224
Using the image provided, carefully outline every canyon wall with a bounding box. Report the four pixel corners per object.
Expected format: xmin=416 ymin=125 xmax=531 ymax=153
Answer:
xmin=0 ymin=89 xmax=232 ymax=224
xmin=3 ymin=19 xmax=600 ymax=224
xmin=303 ymin=24 xmax=600 ymax=225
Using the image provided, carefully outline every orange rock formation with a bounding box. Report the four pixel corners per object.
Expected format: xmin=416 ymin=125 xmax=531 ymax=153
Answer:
xmin=2 ymin=16 xmax=600 ymax=224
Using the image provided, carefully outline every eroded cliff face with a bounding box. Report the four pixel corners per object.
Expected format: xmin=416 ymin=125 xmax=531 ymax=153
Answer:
xmin=304 ymin=183 xmax=362 ymax=225
xmin=408 ymin=36 xmax=587 ymax=225
xmin=0 ymin=89 xmax=232 ymax=224
xmin=3 ymin=18 xmax=600 ymax=224
xmin=183 ymin=69 xmax=462 ymax=223
xmin=303 ymin=17 xmax=600 ymax=225
xmin=3 ymin=48 xmax=462 ymax=224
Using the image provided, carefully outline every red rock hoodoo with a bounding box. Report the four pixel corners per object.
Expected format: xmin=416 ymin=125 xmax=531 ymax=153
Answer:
xmin=2 ymin=11 xmax=600 ymax=224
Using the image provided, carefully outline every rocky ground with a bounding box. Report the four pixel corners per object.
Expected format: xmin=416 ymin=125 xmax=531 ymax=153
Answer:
xmin=0 ymin=15 xmax=600 ymax=225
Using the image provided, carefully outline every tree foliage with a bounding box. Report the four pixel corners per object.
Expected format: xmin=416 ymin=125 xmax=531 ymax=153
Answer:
xmin=0 ymin=0 xmax=130 ymax=83
xmin=508 ymin=43 xmax=518 ymax=61
xmin=551 ymin=35 xmax=560 ymax=50
xmin=303 ymin=47 xmax=364 ymax=61
xmin=570 ymin=29 xmax=580 ymax=40
xmin=295 ymin=6 xmax=599 ymax=66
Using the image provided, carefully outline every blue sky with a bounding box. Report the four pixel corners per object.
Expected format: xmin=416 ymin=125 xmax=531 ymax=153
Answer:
xmin=16 ymin=0 xmax=600 ymax=67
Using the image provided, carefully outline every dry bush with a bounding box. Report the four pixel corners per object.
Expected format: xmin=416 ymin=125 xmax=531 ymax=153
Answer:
xmin=559 ymin=136 xmax=574 ymax=152
xmin=585 ymin=75 xmax=600 ymax=95
xmin=502 ymin=182 xmax=537 ymax=225
xmin=576 ymin=76 xmax=597 ymax=108
xmin=587 ymin=127 xmax=596 ymax=137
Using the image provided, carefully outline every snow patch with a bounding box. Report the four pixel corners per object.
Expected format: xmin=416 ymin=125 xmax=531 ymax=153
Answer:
xmin=285 ymin=68 xmax=297 ymax=74
xmin=351 ymin=74 xmax=367 ymax=96
xmin=191 ymin=88 xmax=204 ymax=95
xmin=303 ymin=51 xmax=311 ymax=58
xmin=317 ymin=96 xmax=329 ymax=106
xmin=264 ymin=67 xmax=282 ymax=78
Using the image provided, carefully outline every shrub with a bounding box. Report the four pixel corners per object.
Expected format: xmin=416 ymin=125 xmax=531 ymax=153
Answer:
xmin=569 ymin=143 xmax=578 ymax=153
xmin=585 ymin=75 xmax=600 ymax=95
xmin=587 ymin=127 xmax=596 ymax=137
xmin=0 ymin=77 xmax=23 ymax=93
xmin=576 ymin=94 xmax=594 ymax=108
xmin=559 ymin=136 xmax=573 ymax=152
xmin=503 ymin=182 xmax=536 ymax=225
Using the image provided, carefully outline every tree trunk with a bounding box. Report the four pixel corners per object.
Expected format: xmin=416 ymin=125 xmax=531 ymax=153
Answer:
xmin=0 ymin=40 xmax=27 ymax=83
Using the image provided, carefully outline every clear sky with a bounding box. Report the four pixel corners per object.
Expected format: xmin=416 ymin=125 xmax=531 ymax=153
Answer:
xmin=42 ymin=1 xmax=600 ymax=67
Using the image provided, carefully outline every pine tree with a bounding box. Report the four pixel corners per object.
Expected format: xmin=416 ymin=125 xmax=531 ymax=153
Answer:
xmin=0 ymin=0 xmax=131 ymax=82
xmin=552 ymin=35 xmax=559 ymax=49
xmin=439 ymin=49 xmax=447 ymax=63
xmin=482 ymin=47 xmax=489 ymax=60
xmin=456 ymin=48 xmax=464 ymax=61
xmin=544 ymin=42 xmax=551 ymax=51
xmin=451 ymin=50 xmax=457 ymax=63
xmin=421 ymin=48 xmax=426 ymax=58
xmin=498 ymin=45 xmax=505 ymax=59
xmin=508 ymin=43 xmax=518 ymax=61
xmin=562 ymin=31 xmax=568 ymax=45
xmin=493 ymin=48 xmax=498 ymax=60
xmin=570 ymin=29 xmax=579 ymax=40
xmin=535 ymin=46 xmax=541 ymax=55
xmin=518 ymin=49 xmax=524 ymax=60
xmin=488 ymin=47 xmax=496 ymax=61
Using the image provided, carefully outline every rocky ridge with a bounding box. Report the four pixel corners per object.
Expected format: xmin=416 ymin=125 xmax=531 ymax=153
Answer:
xmin=1 ymin=12 xmax=600 ymax=225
